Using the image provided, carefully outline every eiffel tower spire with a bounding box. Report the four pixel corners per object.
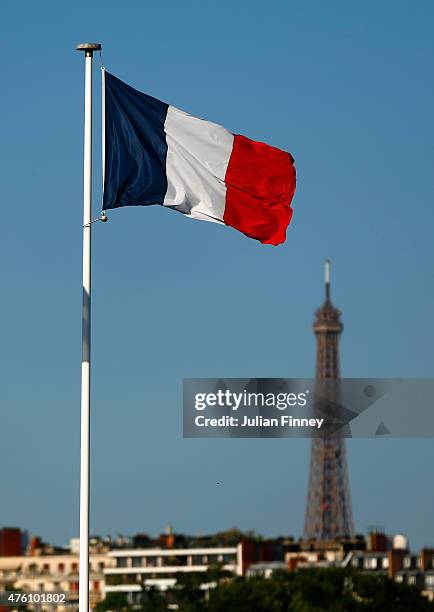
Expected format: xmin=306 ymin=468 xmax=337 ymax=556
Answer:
xmin=303 ymin=260 xmax=355 ymax=540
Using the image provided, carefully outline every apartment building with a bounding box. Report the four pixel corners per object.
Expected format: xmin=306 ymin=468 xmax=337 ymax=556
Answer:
xmin=0 ymin=551 xmax=112 ymax=609
xmin=104 ymin=544 xmax=242 ymax=603
xmin=349 ymin=547 xmax=434 ymax=599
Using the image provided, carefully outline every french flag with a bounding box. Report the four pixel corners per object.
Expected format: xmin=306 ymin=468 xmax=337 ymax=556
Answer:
xmin=103 ymin=72 xmax=296 ymax=245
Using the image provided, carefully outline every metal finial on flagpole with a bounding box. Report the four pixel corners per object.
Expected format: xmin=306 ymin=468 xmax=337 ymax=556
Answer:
xmin=76 ymin=42 xmax=102 ymax=53
xmin=76 ymin=41 xmax=101 ymax=612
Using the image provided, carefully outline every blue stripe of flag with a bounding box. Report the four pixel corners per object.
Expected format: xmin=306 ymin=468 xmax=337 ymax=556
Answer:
xmin=103 ymin=72 xmax=169 ymax=210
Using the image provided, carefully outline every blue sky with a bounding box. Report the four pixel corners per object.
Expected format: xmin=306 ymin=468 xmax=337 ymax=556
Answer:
xmin=0 ymin=0 xmax=434 ymax=550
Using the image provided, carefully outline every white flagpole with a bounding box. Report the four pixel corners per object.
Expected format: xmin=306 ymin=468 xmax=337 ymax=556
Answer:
xmin=76 ymin=42 xmax=101 ymax=612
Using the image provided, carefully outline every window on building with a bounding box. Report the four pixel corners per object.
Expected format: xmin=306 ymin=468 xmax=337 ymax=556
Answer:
xmin=105 ymin=575 xmax=123 ymax=586
xmin=192 ymin=555 xmax=205 ymax=566
xmin=222 ymin=554 xmax=234 ymax=564
xmin=58 ymin=563 xmax=65 ymax=573
xmin=71 ymin=581 xmax=79 ymax=593
xmin=93 ymin=581 xmax=100 ymax=591
xmin=382 ymin=558 xmax=389 ymax=569
xmin=364 ymin=557 xmax=377 ymax=569
xmin=43 ymin=563 xmax=49 ymax=573
xmin=132 ymin=557 xmax=143 ymax=567
xmin=403 ymin=557 xmax=412 ymax=569
xmin=146 ymin=557 xmax=157 ymax=567
xmin=71 ymin=563 xmax=78 ymax=573
xmin=426 ymin=575 xmax=434 ymax=586
xmin=164 ymin=556 xmax=187 ymax=567
xmin=408 ymin=576 xmax=416 ymax=585
xmin=116 ymin=557 xmax=128 ymax=568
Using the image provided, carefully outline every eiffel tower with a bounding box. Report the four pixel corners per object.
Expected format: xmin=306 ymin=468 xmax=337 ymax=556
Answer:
xmin=303 ymin=260 xmax=355 ymax=540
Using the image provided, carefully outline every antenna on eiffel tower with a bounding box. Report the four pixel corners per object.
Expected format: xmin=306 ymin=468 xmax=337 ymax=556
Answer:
xmin=325 ymin=259 xmax=331 ymax=300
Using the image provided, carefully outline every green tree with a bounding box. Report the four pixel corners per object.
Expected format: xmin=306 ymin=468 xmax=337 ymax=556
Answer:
xmin=289 ymin=568 xmax=356 ymax=611
xmin=95 ymin=569 xmax=434 ymax=611
xmin=139 ymin=585 xmax=167 ymax=611
xmin=201 ymin=569 xmax=434 ymax=612
xmin=348 ymin=571 xmax=434 ymax=612
xmin=95 ymin=592 xmax=130 ymax=611
xmin=202 ymin=572 xmax=294 ymax=612
xmin=172 ymin=565 xmax=232 ymax=608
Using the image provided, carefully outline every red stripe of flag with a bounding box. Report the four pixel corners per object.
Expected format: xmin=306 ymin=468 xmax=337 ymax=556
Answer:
xmin=223 ymin=134 xmax=296 ymax=245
